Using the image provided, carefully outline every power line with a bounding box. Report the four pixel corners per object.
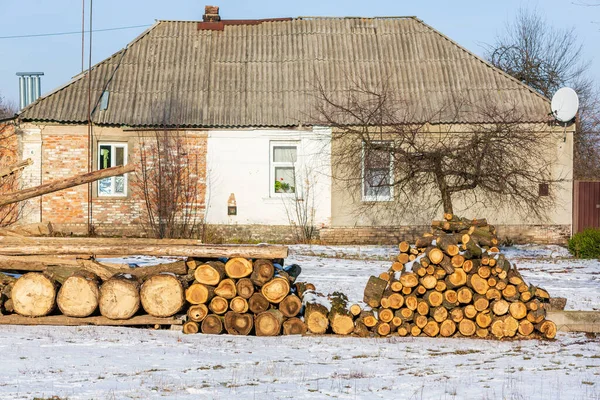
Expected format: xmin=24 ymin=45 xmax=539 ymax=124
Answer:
xmin=0 ymin=24 xmax=151 ymax=40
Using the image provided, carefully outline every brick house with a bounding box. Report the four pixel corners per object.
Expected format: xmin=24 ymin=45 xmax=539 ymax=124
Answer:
xmin=12 ymin=7 xmax=574 ymax=243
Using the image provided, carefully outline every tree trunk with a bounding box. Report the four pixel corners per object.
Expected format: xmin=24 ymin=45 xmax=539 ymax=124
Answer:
xmin=187 ymin=304 xmax=209 ymax=322
xmin=363 ymin=276 xmax=387 ymax=307
xmin=225 ymin=258 xmax=253 ymax=279
xmin=224 ymin=311 xmax=253 ymax=335
xmin=11 ymin=272 xmax=57 ymax=317
xmin=255 ymin=309 xmax=284 ymax=336
xmin=282 ymin=317 xmax=307 ymax=335
xmin=0 ymin=238 xmax=288 ymax=259
xmin=279 ymin=294 xmax=302 ymax=318
xmin=235 ymin=278 xmax=255 ymax=299
xmin=57 ymin=271 xmax=100 ymax=317
xmin=251 ymin=259 xmax=275 ymax=287
xmin=201 ymin=314 xmax=223 ymax=334
xmin=248 ymin=293 xmax=270 ymax=314
xmin=194 ymin=261 xmax=225 ymax=286
xmin=98 ymin=274 xmax=140 ymax=320
xmin=261 ymin=277 xmax=290 ymax=304
xmin=208 ymin=296 xmax=229 ymax=315
xmin=183 ymin=321 xmax=199 ymax=334
xmin=229 ymin=296 xmax=249 ymax=313
xmin=140 ymin=274 xmax=185 ymax=317
xmin=185 ymin=283 xmax=214 ymax=305
xmin=214 ymin=278 xmax=237 ymax=299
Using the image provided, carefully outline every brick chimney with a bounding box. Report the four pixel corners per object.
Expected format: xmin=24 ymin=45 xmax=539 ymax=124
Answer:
xmin=203 ymin=5 xmax=221 ymax=22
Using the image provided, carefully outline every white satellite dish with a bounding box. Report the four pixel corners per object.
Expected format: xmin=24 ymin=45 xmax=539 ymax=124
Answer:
xmin=551 ymin=87 xmax=579 ymax=123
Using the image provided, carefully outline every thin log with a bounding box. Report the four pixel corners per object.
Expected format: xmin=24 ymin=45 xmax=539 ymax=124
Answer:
xmin=0 ymin=237 xmax=289 ymax=258
xmin=251 ymin=259 xmax=275 ymax=287
xmin=0 ymin=164 xmax=134 ymax=207
xmin=187 ymin=304 xmax=209 ymax=322
xmin=183 ymin=321 xmax=199 ymax=334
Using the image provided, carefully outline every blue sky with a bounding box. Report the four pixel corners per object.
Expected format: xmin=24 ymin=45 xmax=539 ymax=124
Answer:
xmin=1 ymin=0 xmax=598 ymax=107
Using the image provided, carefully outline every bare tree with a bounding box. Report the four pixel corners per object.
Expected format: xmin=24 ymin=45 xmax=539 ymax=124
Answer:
xmin=281 ymin=165 xmax=318 ymax=243
xmin=486 ymin=8 xmax=600 ymax=179
xmin=316 ymin=78 xmax=559 ymax=219
xmin=0 ymin=92 xmax=25 ymax=226
xmin=135 ymin=128 xmax=205 ymax=239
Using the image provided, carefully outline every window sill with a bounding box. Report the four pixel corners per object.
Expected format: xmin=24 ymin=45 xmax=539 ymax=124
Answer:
xmin=362 ymin=197 xmax=394 ymax=203
xmin=96 ymin=195 xmax=129 ymax=200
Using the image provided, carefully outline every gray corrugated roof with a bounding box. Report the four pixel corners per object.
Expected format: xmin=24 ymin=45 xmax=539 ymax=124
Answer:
xmin=18 ymin=17 xmax=551 ymax=127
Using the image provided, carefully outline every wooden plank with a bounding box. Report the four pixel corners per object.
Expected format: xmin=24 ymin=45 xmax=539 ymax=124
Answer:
xmin=547 ymin=311 xmax=600 ymax=333
xmin=0 ymin=314 xmax=183 ymax=326
xmin=0 ymin=237 xmax=288 ymax=259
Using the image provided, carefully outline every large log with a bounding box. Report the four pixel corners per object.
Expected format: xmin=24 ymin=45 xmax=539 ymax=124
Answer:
xmin=56 ymin=271 xmax=99 ymax=317
xmin=0 ymin=314 xmax=183 ymax=326
xmin=11 ymin=272 xmax=57 ymax=317
xmin=140 ymin=274 xmax=185 ymax=317
xmin=98 ymin=275 xmax=140 ymax=320
xmin=0 ymin=164 xmax=135 ymax=207
xmin=0 ymin=237 xmax=289 ymax=259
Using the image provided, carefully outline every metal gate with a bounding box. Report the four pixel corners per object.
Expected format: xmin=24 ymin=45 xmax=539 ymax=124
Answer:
xmin=573 ymin=180 xmax=600 ymax=233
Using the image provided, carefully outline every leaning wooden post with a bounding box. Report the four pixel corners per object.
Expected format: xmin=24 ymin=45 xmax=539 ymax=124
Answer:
xmin=0 ymin=164 xmax=135 ymax=207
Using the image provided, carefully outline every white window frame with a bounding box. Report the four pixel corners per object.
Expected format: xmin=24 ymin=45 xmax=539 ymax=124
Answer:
xmin=270 ymin=141 xmax=298 ymax=197
xmin=362 ymin=140 xmax=394 ymax=202
xmin=97 ymin=142 xmax=128 ymax=197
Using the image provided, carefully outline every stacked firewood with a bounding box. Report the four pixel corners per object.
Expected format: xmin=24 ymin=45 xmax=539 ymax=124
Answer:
xmin=357 ymin=214 xmax=557 ymax=339
xmin=183 ymin=258 xmax=310 ymax=335
xmin=0 ymin=258 xmax=190 ymax=320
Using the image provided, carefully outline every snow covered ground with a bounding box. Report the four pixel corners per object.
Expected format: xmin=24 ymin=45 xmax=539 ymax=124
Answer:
xmin=0 ymin=245 xmax=598 ymax=400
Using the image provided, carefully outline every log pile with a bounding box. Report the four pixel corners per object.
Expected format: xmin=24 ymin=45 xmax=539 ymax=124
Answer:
xmin=183 ymin=259 xmax=312 ymax=336
xmin=356 ymin=214 xmax=557 ymax=340
xmin=0 ymin=217 xmax=559 ymax=341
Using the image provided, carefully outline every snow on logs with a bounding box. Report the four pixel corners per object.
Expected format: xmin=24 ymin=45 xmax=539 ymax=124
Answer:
xmin=0 ymin=224 xmax=557 ymax=340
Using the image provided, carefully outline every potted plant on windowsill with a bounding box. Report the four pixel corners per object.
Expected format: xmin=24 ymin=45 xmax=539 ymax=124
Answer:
xmin=274 ymin=178 xmax=294 ymax=193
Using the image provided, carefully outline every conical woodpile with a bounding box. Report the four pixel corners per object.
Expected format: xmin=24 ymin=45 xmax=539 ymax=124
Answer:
xmin=358 ymin=214 xmax=557 ymax=339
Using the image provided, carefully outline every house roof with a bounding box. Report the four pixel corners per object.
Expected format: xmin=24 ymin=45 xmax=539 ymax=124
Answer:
xmin=18 ymin=17 xmax=551 ymax=127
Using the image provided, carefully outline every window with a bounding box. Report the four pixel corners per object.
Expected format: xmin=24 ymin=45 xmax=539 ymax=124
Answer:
xmin=98 ymin=142 xmax=128 ymax=196
xmin=363 ymin=141 xmax=393 ymax=201
xmin=271 ymin=143 xmax=297 ymax=195
xmin=539 ymin=183 xmax=549 ymax=197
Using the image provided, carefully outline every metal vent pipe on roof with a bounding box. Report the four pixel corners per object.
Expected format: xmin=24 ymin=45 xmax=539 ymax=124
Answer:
xmin=16 ymin=72 xmax=44 ymax=110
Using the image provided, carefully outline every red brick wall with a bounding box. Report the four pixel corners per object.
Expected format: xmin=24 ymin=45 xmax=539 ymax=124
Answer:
xmin=39 ymin=128 xmax=207 ymax=236
xmin=41 ymin=134 xmax=88 ymax=225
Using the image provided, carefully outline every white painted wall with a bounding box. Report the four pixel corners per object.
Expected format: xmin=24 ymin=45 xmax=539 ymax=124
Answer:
xmin=205 ymin=127 xmax=332 ymax=227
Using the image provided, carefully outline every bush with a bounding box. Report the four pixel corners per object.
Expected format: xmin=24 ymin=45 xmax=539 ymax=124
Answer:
xmin=568 ymin=228 xmax=600 ymax=258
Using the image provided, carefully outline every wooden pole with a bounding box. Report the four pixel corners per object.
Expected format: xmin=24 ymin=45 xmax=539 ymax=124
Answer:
xmin=0 ymin=164 xmax=135 ymax=207
xmin=0 ymin=238 xmax=288 ymax=258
